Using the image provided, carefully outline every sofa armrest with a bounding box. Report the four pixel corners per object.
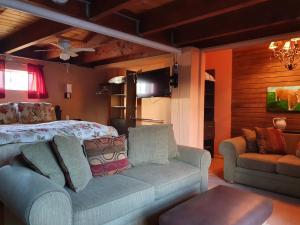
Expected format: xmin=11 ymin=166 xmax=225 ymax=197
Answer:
xmin=177 ymin=145 xmax=211 ymax=192
xmin=0 ymin=165 xmax=72 ymax=225
xmin=219 ymin=136 xmax=246 ymax=182
xmin=177 ymin=145 xmax=211 ymax=169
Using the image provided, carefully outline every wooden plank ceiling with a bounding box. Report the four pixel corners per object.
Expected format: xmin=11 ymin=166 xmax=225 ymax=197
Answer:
xmin=0 ymin=0 xmax=300 ymax=67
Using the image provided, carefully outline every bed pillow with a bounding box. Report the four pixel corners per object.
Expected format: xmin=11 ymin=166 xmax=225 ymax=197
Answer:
xmin=255 ymin=127 xmax=287 ymax=154
xmin=52 ymin=135 xmax=92 ymax=192
xmin=83 ymin=135 xmax=129 ymax=176
xmin=128 ymin=125 xmax=169 ymax=166
xmin=242 ymin=128 xmax=258 ymax=153
xmin=18 ymin=102 xmax=55 ymax=123
xmin=21 ymin=141 xmax=66 ymax=186
xmin=0 ymin=103 xmax=18 ymax=124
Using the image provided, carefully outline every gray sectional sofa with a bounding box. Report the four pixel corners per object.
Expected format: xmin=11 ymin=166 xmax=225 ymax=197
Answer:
xmin=0 ymin=145 xmax=211 ymax=225
xmin=220 ymin=132 xmax=300 ymax=198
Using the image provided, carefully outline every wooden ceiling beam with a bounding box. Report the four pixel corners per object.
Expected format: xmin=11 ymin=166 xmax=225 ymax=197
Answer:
xmin=139 ymin=0 xmax=269 ymax=36
xmin=72 ymin=39 xmax=163 ymax=66
xmin=0 ymin=0 xmax=137 ymax=54
xmin=23 ymin=0 xmax=86 ymax=18
xmin=173 ymin=0 xmax=300 ymax=47
xmin=194 ymin=19 xmax=300 ymax=49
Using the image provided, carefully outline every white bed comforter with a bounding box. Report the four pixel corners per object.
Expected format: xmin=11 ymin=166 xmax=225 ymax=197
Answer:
xmin=0 ymin=120 xmax=118 ymax=145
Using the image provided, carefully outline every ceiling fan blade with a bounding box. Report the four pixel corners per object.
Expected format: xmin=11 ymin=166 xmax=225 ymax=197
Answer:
xmin=50 ymin=42 xmax=64 ymax=50
xmin=34 ymin=49 xmax=58 ymax=52
xmin=59 ymin=53 xmax=70 ymax=61
xmin=66 ymin=50 xmax=79 ymax=57
xmin=72 ymin=48 xmax=95 ymax=53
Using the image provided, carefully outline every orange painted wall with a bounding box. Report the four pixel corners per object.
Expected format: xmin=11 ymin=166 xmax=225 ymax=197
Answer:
xmin=205 ymin=49 xmax=232 ymax=155
xmin=0 ymin=57 xmax=116 ymax=124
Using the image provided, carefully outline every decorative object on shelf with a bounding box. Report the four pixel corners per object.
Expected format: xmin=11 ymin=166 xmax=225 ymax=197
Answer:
xmin=269 ymin=37 xmax=300 ymax=70
xmin=108 ymin=76 xmax=126 ymax=84
xmin=273 ymin=117 xmax=287 ymax=130
xmin=267 ymin=86 xmax=300 ymax=112
xmin=64 ymin=83 xmax=72 ymax=99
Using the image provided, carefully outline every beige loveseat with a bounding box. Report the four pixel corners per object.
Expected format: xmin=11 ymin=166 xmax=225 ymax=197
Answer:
xmin=220 ymin=132 xmax=300 ymax=198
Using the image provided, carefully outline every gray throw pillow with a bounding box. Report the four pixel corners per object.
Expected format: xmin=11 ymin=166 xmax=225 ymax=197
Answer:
xmin=242 ymin=128 xmax=258 ymax=153
xmin=52 ymin=135 xmax=92 ymax=192
xmin=21 ymin=141 xmax=66 ymax=187
xmin=128 ymin=125 xmax=170 ymax=166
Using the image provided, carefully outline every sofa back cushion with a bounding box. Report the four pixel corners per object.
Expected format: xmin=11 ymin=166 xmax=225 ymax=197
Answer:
xmin=168 ymin=124 xmax=178 ymax=158
xmin=0 ymin=103 xmax=18 ymax=124
xmin=83 ymin=135 xmax=129 ymax=176
xmin=52 ymin=135 xmax=92 ymax=192
xmin=282 ymin=133 xmax=300 ymax=155
xmin=18 ymin=102 xmax=55 ymax=124
xmin=255 ymin=127 xmax=287 ymax=154
xmin=21 ymin=141 xmax=66 ymax=186
xmin=128 ymin=125 xmax=170 ymax=166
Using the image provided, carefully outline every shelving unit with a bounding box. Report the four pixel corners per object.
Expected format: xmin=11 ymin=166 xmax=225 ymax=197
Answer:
xmin=204 ymin=69 xmax=215 ymax=157
xmin=97 ymin=71 xmax=137 ymax=135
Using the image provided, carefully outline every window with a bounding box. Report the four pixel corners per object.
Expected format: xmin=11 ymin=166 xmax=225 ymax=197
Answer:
xmin=5 ymin=69 xmax=28 ymax=91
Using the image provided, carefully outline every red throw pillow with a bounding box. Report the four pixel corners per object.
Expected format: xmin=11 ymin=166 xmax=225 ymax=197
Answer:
xmin=83 ymin=135 xmax=129 ymax=177
xmin=255 ymin=127 xmax=287 ymax=154
xmin=296 ymin=142 xmax=300 ymax=158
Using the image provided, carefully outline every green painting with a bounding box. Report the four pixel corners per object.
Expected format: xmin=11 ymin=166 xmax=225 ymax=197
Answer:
xmin=267 ymin=86 xmax=300 ymax=112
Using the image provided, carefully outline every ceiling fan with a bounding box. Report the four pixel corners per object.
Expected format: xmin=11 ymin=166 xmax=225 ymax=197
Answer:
xmin=35 ymin=39 xmax=95 ymax=61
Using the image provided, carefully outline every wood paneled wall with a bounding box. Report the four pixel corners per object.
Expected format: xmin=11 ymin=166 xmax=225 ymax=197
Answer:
xmin=232 ymin=44 xmax=300 ymax=136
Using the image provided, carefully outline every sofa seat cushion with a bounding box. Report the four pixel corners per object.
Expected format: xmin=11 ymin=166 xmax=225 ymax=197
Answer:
xmin=67 ymin=174 xmax=154 ymax=225
xmin=237 ymin=153 xmax=283 ymax=173
xmin=277 ymin=155 xmax=300 ymax=178
xmin=121 ymin=160 xmax=201 ymax=200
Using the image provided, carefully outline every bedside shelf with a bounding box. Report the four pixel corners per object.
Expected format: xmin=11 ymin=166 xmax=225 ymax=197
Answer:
xmin=111 ymin=106 xmax=126 ymax=109
xmin=112 ymin=94 xmax=126 ymax=97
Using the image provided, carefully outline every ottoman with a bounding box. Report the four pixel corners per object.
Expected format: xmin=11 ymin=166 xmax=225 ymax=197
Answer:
xmin=159 ymin=185 xmax=273 ymax=225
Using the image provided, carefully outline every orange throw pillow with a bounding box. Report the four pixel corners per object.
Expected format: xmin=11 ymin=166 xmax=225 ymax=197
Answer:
xmin=255 ymin=127 xmax=287 ymax=154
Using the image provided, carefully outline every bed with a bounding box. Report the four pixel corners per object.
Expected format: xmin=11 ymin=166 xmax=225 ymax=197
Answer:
xmin=0 ymin=120 xmax=118 ymax=166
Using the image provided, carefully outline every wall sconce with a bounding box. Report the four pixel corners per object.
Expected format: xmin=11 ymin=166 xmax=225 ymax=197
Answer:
xmin=65 ymin=83 xmax=72 ymax=99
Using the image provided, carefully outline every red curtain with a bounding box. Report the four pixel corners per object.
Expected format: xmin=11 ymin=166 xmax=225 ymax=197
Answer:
xmin=27 ymin=63 xmax=48 ymax=99
xmin=0 ymin=60 xmax=5 ymax=98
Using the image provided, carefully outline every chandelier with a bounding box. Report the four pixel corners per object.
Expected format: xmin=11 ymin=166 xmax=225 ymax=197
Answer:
xmin=269 ymin=38 xmax=300 ymax=70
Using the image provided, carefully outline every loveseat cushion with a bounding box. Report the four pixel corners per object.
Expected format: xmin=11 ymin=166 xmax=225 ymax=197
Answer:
xmin=67 ymin=174 xmax=154 ymax=225
xmin=277 ymin=155 xmax=300 ymax=178
xmin=121 ymin=160 xmax=201 ymax=200
xmin=237 ymin=153 xmax=282 ymax=173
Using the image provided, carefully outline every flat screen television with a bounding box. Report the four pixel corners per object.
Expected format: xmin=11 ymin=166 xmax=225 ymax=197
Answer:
xmin=136 ymin=67 xmax=171 ymax=98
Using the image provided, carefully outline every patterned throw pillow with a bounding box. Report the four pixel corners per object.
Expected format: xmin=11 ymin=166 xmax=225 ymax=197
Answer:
xmin=0 ymin=103 xmax=18 ymax=124
xmin=295 ymin=142 xmax=300 ymax=158
xmin=255 ymin=127 xmax=287 ymax=154
xmin=296 ymin=150 xmax=300 ymax=158
xmin=242 ymin=128 xmax=258 ymax=153
xmin=83 ymin=135 xmax=129 ymax=177
xmin=18 ymin=102 xmax=55 ymax=123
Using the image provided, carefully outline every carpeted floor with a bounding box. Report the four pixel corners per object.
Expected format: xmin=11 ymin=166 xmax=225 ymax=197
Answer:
xmin=209 ymin=158 xmax=300 ymax=225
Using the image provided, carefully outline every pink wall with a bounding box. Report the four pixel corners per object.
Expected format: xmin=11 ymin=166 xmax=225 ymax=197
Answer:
xmin=205 ymin=49 xmax=232 ymax=155
xmin=0 ymin=58 xmax=113 ymax=124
